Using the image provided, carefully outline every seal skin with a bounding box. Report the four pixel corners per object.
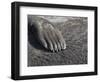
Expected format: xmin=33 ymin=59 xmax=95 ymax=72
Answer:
xmin=28 ymin=16 xmax=66 ymax=52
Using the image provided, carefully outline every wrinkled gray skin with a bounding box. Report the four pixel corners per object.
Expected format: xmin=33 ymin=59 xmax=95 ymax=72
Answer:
xmin=28 ymin=16 xmax=66 ymax=52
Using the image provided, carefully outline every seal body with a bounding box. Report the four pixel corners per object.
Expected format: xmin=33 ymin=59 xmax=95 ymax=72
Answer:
xmin=28 ymin=16 xmax=66 ymax=52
